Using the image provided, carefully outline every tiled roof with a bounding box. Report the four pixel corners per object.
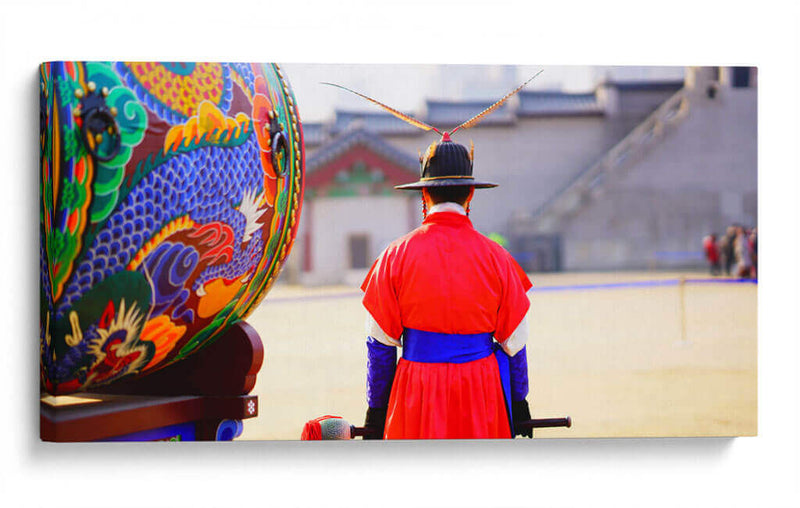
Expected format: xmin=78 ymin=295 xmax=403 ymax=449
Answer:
xmin=425 ymin=100 xmax=515 ymax=127
xmin=305 ymin=127 xmax=419 ymax=173
xmin=303 ymin=80 xmax=688 ymax=139
xmin=301 ymin=122 xmax=326 ymax=147
xmin=331 ymin=110 xmax=422 ymax=136
xmin=518 ymin=91 xmax=604 ymax=117
xmin=607 ymin=80 xmax=684 ymax=92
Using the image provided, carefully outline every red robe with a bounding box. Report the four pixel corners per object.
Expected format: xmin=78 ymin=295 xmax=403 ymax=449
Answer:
xmin=361 ymin=211 xmax=532 ymax=439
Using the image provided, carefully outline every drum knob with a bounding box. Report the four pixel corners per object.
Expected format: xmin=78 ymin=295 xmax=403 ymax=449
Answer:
xmin=79 ymin=87 xmax=121 ymax=163
xmin=269 ymin=117 xmax=288 ymax=176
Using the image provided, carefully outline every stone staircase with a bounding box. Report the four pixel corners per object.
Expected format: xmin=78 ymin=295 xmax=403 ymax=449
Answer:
xmin=524 ymin=86 xmax=692 ymax=235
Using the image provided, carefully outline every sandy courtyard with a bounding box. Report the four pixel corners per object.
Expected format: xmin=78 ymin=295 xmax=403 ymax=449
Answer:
xmin=240 ymin=271 xmax=757 ymax=440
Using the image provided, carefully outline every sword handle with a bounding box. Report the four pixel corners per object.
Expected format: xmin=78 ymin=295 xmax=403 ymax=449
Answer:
xmin=350 ymin=425 xmax=374 ymax=439
xmin=518 ymin=416 xmax=572 ymax=430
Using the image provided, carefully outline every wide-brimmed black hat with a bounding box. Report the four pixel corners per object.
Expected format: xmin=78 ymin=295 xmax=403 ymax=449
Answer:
xmin=394 ymin=133 xmax=497 ymax=190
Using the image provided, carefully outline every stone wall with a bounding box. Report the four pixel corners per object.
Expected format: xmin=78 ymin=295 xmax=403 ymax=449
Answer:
xmin=560 ymin=84 xmax=757 ymax=270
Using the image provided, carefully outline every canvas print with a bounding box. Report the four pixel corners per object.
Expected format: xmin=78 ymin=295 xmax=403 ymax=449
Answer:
xmin=40 ymin=62 xmax=757 ymax=441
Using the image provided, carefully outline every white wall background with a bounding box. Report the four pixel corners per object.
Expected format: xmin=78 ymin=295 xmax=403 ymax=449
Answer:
xmin=3 ymin=1 xmax=799 ymax=508
xmin=303 ymin=195 xmax=414 ymax=285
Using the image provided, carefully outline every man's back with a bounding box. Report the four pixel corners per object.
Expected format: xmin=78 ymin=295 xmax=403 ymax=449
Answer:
xmin=362 ymin=210 xmax=531 ymax=342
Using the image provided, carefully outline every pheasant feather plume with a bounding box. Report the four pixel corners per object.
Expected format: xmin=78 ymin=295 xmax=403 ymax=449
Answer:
xmin=321 ymin=82 xmax=442 ymax=134
xmin=451 ymin=70 xmax=544 ymax=134
xmin=324 ymin=69 xmax=543 ymax=139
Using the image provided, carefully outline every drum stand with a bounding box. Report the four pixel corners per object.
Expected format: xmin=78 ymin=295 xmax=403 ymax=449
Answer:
xmin=40 ymin=321 xmax=263 ymax=442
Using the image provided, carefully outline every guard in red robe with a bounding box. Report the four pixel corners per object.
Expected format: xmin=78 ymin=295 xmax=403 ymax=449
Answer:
xmin=361 ymin=134 xmax=534 ymax=439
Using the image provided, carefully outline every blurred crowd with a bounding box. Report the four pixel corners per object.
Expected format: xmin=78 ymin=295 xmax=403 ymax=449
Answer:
xmin=703 ymin=225 xmax=757 ymax=278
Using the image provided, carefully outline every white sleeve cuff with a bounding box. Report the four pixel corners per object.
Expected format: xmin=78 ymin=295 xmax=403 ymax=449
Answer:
xmin=499 ymin=315 xmax=528 ymax=356
xmin=365 ymin=312 xmax=401 ymax=347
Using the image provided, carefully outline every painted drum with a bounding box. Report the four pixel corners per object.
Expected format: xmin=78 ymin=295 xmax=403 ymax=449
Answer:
xmin=40 ymin=62 xmax=304 ymax=394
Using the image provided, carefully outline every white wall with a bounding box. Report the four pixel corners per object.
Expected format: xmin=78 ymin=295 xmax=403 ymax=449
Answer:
xmin=301 ymin=195 xmax=414 ymax=285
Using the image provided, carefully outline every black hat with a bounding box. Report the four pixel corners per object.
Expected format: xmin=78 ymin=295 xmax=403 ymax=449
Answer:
xmin=394 ymin=133 xmax=497 ymax=190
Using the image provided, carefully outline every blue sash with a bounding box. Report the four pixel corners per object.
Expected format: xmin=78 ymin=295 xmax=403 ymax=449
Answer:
xmin=402 ymin=328 xmax=514 ymax=435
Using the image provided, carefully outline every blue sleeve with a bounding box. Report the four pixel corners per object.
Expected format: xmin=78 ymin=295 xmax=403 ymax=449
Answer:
xmin=508 ymin=345 xmax=529 ymax=402
xmin=366 ymin=336 xmax=397 ymax=408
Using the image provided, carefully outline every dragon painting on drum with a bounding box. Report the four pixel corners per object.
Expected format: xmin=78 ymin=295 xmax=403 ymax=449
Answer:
xmin=40 ymin=61 xmax=305 ymax=394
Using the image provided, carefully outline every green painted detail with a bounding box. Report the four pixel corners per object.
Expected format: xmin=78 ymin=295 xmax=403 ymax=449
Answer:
xmin=265 ymin=229 xmax=280 ymax=261
xmin=324 ymin=161 xmax=389 ymax=197
xmin=42 ymin=132 xmax=52 ymax=163
xmin=84 ymin=63 xmax=148 ymax=224
xmin=62 ymin=128 xmax=84 ymax=161
xmin=104 ymin=86 xmax=148 ymax=155
xmin=50 ymin=270 xmax=152 ymax=356
xmin=83 ymin=62 xmax=118 ymax=94
xmin=60 ymin=177 xmax=87 ymax=210
xmin=90 ymin=161 xmax=125 ymax=223
xmin=90 ymin=192 xmax=119 ymax=224
xmin=56 ymin=77 xmax=79 ymax=109
xmin=48 ymin=229 xmax=72 ymax=261
xmin=276 ymin=186 xmax=288 ymax=211
xmin=39 ymin=194 xmax=53 ymax=222
xmin=176 ymin=295 xmax=241 ymax=359
xmin=249 ymin=268 xmax=267 ymax=289
xmin=93 ymin=162 xmax=125 ymax=194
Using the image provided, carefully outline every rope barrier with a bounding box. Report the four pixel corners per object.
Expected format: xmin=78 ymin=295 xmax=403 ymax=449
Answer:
xmin=265 ymin=277 xmax=757 ymax=303
xmin=266 ymin=291 xmax=363 ymax=304
xmin=529 ymin=277 xmax=757 ymax=293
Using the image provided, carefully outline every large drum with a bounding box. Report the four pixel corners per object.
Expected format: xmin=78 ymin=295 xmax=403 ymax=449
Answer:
xmin=40 ymin=62 xmax=304 ymax=394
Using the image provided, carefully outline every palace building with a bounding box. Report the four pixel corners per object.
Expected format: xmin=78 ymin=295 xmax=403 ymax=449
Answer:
xmin=285 ymin=67 xmax=757 ymax=285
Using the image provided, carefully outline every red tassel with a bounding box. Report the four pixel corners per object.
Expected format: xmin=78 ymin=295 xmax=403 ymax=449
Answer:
xmin=301 ymin=415 xmax=344 ymax=440
xmin=301 ymin=420 xmax=321 ymax=440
